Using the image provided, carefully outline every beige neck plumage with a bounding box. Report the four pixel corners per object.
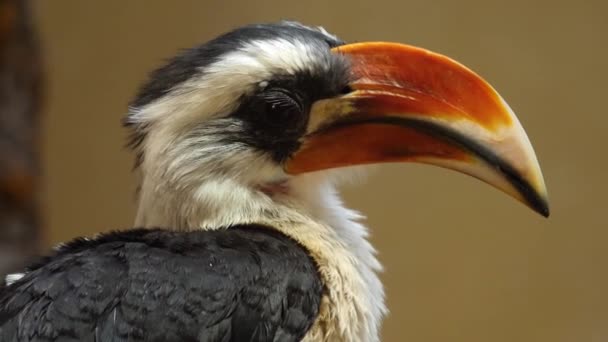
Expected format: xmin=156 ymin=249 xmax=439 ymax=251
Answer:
xmin=135 ymin=170 xmax=386 ymax=342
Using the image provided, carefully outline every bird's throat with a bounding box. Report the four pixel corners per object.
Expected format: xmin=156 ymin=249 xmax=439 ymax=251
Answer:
xmin=257 ymin=180 xmax=290 ymax=197
xmin=134 ymin=175 xmax=386 ymax=341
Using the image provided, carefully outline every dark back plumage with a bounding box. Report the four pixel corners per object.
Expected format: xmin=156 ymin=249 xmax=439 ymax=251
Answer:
xmin=0 ymin=226 xmax=323 ymax=341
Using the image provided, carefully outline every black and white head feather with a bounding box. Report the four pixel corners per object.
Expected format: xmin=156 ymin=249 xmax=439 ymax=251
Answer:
xmin=125 ymin=21 xmax=348 ymax=167
xmin=123 ymin=22 xmax=385 ymax=342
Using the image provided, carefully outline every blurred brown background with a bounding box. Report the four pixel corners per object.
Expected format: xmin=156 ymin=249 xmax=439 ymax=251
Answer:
xmin=27 ymin=0 xmax=607 ymax=341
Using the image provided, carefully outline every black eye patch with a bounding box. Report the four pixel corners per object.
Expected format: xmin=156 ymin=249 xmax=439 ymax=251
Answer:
xmin=229 ymin=65 xmax=352 ymax=162
xmin=248 ymin=87 xmax=307 ymax=134
xmin=258 ymin=89 xmax=304 ymax=122
xmin=231 ymin=85 xmax=308 ymax=162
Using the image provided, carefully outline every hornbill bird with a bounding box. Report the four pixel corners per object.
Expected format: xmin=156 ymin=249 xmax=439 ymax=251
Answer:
xmin=0 ymin=22 xmax=548 ymax=341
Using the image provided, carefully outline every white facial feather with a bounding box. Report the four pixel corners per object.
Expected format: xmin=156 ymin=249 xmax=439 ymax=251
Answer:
xmin=129 ymin=35 xmax=385 ymax=341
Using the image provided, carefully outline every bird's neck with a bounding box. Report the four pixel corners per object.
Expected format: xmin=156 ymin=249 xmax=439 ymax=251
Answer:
xmin=135 ymin=172 xmax=386 ymax=341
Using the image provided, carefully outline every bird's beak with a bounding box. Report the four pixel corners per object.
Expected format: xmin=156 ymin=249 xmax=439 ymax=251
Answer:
xmin=285 ymin=42 xmax=549 ymax=217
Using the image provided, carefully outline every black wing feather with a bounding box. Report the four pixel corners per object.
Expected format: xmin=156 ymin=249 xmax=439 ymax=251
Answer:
xmin=0 ymin=226 xmax=323 ymax=342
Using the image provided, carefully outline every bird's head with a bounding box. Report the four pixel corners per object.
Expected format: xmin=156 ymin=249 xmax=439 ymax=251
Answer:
xmin=125 ymin=21 xmax=549 ymax=228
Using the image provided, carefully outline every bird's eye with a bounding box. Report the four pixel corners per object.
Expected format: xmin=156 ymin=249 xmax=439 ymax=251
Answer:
xmin=231 ymin=86 xmax=309 ymax=160
xmin=255 ymin=88 xmax=304 ymax=130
